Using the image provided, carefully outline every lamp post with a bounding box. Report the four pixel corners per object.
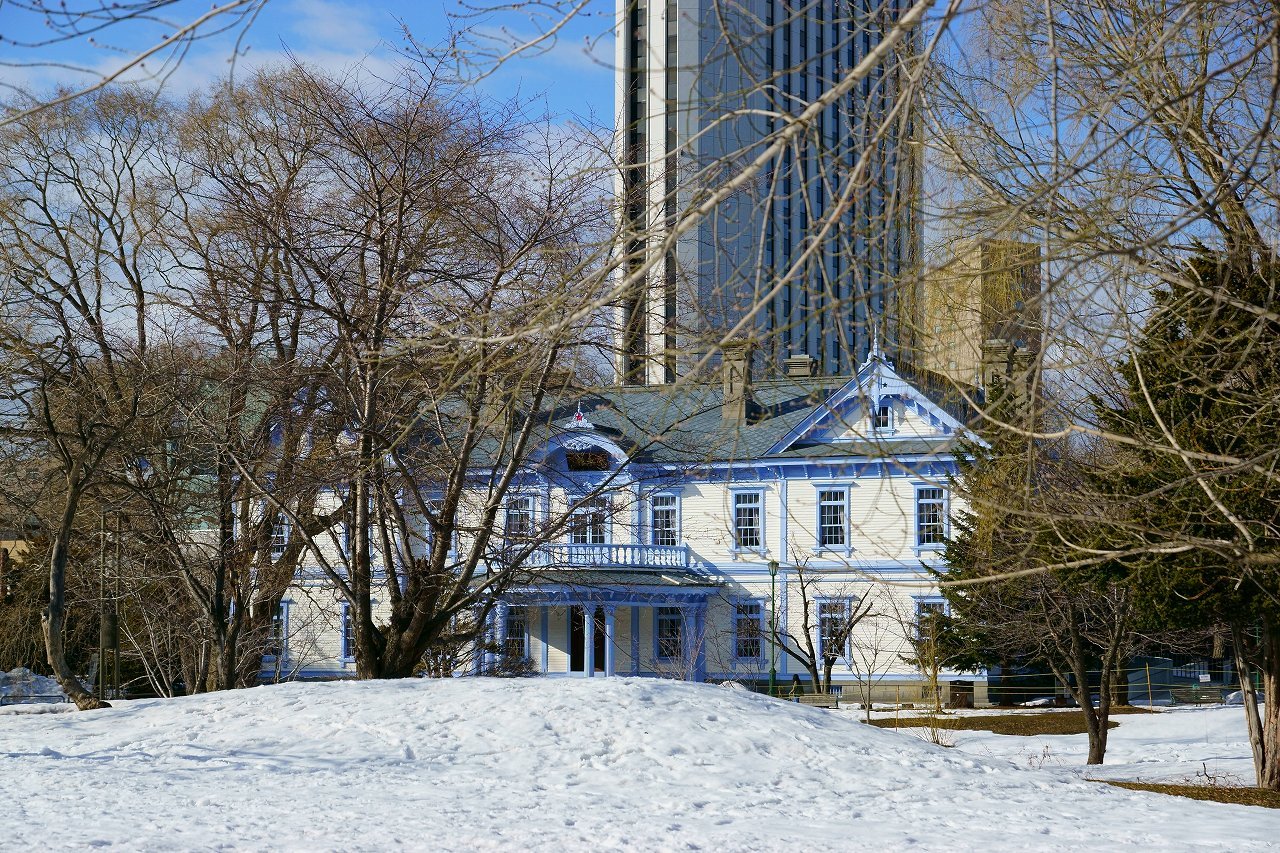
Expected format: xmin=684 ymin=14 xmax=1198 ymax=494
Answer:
xmin=768 ymin=560 xmax=779 ymax=697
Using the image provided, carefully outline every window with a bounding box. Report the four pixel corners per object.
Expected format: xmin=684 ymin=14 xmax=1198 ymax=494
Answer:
xmin=817 ymin=488 xmax=848 ymax=548
xmin=270 ymin=512 xmax=289 ymax=560
xmin=872 ymin=398 xmax=893 ymax=432
xmin=505 ymin=496 xmax=535 ymax=542
xmin=504 ymin=607 xmax=527 ymax=660
xmin=818 ymin=600 xmax=850 ymax=664
xmin=427 ymin=499 xmax=455 ymax=556
xmin=340 ymin=604 xmax=355 ymax=661
xmin=733 ymin=492 xmax=763 ymax=550
xmin=734 ymin=601 xmax=763 ymax=660
xmin=565 ymin=450 xmax=610 ymax=471
xmin=569 ymin=498 xmax=608 ymax=545
xmin=916 ymin=487 xmax=947 ymax=547
xmin=265 ymin=599 xmax=289 ymax=659
xmin=916 ymin=600 xmax=946 ymax=642
xmin=650 ymin=494 xmax=678 ymax=546
xmin=656 ymin=607 xmax=682 ymax=659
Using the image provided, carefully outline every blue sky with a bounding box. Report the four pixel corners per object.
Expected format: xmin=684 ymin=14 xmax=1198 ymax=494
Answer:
xmin=1 ymin=0 xmax=617 ymax=122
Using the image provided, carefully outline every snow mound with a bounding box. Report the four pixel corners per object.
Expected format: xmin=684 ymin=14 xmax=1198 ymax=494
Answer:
xmin=0 ymin=678 xmax=1275 ymax=851
xmin=0 ymin=667 xmax=66 ymax=704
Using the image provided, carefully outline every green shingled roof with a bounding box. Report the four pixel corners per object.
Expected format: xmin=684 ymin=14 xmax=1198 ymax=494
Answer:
xmin=518 ymin=364 xmax=971 ymax=466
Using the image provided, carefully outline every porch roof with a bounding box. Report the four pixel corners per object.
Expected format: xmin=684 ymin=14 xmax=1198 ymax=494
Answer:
xmin=502 ymin=569 xmax=722 ymax=605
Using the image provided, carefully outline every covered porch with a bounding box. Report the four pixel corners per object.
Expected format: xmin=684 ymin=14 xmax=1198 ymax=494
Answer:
xmin=483 ymin=571 xmax=721 ymax=680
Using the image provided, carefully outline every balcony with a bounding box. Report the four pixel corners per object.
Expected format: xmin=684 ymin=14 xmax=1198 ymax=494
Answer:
xmin=523 ymin=542 xmax=690 ymax=571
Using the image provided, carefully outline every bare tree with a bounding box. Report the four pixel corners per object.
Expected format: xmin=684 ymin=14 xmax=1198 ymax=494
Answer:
xmin=0 ymin=0 xmax=268 ymax=126
xmin=768 ymin=562 xmax=878 ymax=695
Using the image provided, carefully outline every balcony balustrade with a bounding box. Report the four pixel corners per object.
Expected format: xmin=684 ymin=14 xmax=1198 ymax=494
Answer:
xmin=522 ymin=542 xmax=689 ymax=570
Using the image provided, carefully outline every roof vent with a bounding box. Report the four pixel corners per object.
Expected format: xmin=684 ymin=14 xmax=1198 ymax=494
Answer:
xmin=784 ymin=353 xmax=818 ymax=378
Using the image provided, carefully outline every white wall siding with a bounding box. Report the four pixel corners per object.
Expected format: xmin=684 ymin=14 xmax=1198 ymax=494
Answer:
xmin=546 ymin=606 xmax=569 ymax=674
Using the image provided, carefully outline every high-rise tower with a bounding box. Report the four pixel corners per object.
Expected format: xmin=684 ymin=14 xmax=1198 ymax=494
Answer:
xmin=617 ymin=0 xmax=919 ymax=384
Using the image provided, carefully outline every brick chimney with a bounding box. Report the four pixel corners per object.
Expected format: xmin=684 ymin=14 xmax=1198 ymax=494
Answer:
xmin=721 ymin=339 xmax=756 ymax=424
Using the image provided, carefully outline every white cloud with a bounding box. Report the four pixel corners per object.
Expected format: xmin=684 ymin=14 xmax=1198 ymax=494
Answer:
xmin=283 ymin=0 xmax=382 ymax=51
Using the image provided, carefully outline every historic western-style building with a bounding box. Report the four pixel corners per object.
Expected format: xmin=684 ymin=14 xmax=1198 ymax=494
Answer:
xmin=272 ymin=344 xmax=985 ymax=706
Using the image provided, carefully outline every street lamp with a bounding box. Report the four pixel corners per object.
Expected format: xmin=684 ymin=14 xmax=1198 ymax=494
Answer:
xmin=768 ymin=560 xmax=779 ymax=697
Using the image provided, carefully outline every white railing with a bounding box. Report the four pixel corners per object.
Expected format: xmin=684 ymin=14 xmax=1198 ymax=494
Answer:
xmin=524 ymin=542 xmax=690 ymax=570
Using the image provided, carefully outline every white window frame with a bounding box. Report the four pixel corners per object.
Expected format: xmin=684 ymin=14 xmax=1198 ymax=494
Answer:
xmin=269 ymin=511 xmax=290 ymax=561
xmin=914 ymin=484 xmax=948 ymax=551
xmin=568 ymin=496 xmax=610 ymax=546
xmin=503 ymin=606 xmax=529 ymax=660
xmin=339 ymin=602 xmax=356 ymax=663
xmin=265 ymin=599 xmax=290 ymax=662
xmin=733 ymin=599 xmax=765 ymax=661
xmin=730 ymin=489 xmax=765 ymax=553
xmin=648 ymin=492 xmax=681 ymax=547
xmin=871 ymin=396 xmax=896 ymax=435
xmin=504 ymin=494 xmax=537 ymax=543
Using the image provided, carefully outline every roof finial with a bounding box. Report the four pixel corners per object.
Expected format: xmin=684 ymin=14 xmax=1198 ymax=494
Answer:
xmin=565 ymin=401 xmax=594 ymax=430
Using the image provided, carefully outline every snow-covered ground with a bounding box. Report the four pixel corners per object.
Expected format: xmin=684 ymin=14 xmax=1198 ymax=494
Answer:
xmin=1 ymin=679 xmax=1276 ymax=852
xmin=900 ymin=704 xmax=1261 ymax=785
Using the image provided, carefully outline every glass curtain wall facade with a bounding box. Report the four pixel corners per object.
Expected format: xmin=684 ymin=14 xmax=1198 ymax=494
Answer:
xmin=617 ymin=0 xmax=919 ymax=383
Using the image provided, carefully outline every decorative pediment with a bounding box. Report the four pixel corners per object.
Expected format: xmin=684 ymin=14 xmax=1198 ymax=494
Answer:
xmin=766 ymin=350 xmax=967 ymax=454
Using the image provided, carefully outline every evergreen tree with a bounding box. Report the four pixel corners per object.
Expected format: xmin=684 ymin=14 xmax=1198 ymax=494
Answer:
xmin=1091 ymin=253 xmax=1280 ymax=789
xmin=936 ymin=375 xmax=1139 ymax=764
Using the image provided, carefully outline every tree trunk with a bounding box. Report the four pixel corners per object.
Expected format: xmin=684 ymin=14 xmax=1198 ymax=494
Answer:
xmin=1260 ymin=621 xmax=1280 ymax=792
xmin=1234 ymin=619 xmax=1280 ymax=791
xmin=1063 ymin=612 xmax=1107 ymax=764
xmin=1232 ymin=622 xmax=1266 ymax=786
xmin=42 ymin=480 xmax=109 ymax=711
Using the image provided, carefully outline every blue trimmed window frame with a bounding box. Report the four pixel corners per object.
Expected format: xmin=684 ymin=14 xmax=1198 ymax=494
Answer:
xmin=264 ymin=598 xmax=291 ymax=662
xmin=654 ymin=606 xmax=683 ymax=661
xmin=729 ymin=489 xmax=766 ymax=554
xmin=913 ymin=597 xmax=948 ymax=642
xmin=812 ymin=483 xmax=853 ymax=555
xmin=504 ymin=606 xmax=529 ymax=660
xmin=425 ymin=497 xmax=457 ymax=559
xmin=913 ymin=483 xmax=949 ymax=551
xmin=816 ymin=597 xmax=853 ymax=664
xmin=733 ymin=599 xmax=765 ymax=661
xmin=648 ymin=491 xmax=681 ymax=547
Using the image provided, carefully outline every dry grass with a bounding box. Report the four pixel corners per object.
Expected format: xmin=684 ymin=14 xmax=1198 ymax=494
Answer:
xmin=1102 ymin=781 xmax=1280 ymax=809
xmin=869 ymin=711 xmax=1136 ymax=737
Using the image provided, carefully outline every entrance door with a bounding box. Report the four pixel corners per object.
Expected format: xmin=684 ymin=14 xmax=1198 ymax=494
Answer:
xmin=570 ymin=606 xmax=585 ymax=672
xmin=592 ymin=607 xmax=606 ymax=672
xmin=569 ymin=606 xmax=607 ymax=674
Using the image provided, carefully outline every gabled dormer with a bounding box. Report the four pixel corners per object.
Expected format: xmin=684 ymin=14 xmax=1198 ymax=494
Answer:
xmin=765 ymin=344 xmax=967 ymax=455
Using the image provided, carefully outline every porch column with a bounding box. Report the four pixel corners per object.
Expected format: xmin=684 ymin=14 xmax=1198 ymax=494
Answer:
xmin=681 ymin=606 xmax=696 ymax=682
xmin=691 ymin=601 xmax=711 ymax=681
xmin=585 ymin=604 xmax=595 ymax=677
xmin=481 ymin=607 xmax=498 ymax=674
xmin=630 ymin=605 xmax=641 ymax=675
xmin=495 ymin=601 xmax=510 ymax=668
xmin=604 ymin=605 xmax=617 ymax=677
xmin=472 ymin=605 xmax=483 ymax=676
